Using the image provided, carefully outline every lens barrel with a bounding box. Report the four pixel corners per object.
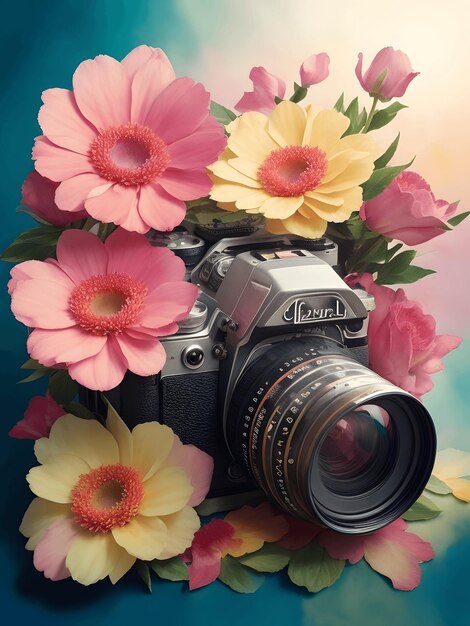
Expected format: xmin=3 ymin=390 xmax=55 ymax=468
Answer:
xmin=227 ymin=337 xmax=436 ymax=533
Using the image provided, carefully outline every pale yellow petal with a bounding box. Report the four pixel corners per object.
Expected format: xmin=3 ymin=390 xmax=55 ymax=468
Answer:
xmin=318 ymin=159 xmax=374 ymax=193
xmin=158 ymin=506 xmax=201 ymax=559
xmin=260 ymin=195 xmax=304 ymax=219
xmin=304 ymin=187 xmax=362 ymax=222
xmin=304 ymin=191 xmax=344 ymax=206
xmin=112 ymin=514 xmax=167 ymax=560
xmin=433 ymin=448 xmax=470 ymax=481
xmin=34 ymin=438 xmax=52 ymax=464
xmin=37 ymin=414 xmax=119 ymax=468
xmin=268 ymin=101 xmax=306 ymax=147
xmin=27 ymin=454 xmax=90 ymax=503
xmin=140 ymin=466 xmax=193 ymax=516
xmin=66 ymin=530 xmax=123 ymax=585
xmin=228 ymin=157 xmax=261 ymax=180
xmin=303 ymin=108 xmax=350 ymax=153
xmin=210 ymin=174 xmax=259 ymax=203
xmin=105 ymin=401 xmax=132 ymax=466
xmin=211 ymin=159 xmax=261 ymax=187
xmin=108 ymin=548 xmax=136 ymax=584
xmin=265 ymin=218 xmax=290 ymax=235
xmin=228 ymin=111 xmax=279 ymax=162
xmin=280 ymin=211 xmax=327 ymax=238
xmin=19 ymin=497 xmax=70 ymax=549
xmin=234 ymin=189 xmax=272 ymax=211
xmin=444 ymin=478 xmax=470 ymax=502
xmin=322 ymin=149 xmax=366 ymax=184
xmin=131 ymin=422 xmax=174 ymax=481
xmin=336 ymin=132 xmax=380 ymax=160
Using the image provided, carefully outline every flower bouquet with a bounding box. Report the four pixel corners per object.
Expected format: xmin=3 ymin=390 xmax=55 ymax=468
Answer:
xmin=4 ymin=44 xmax=470 ymax=594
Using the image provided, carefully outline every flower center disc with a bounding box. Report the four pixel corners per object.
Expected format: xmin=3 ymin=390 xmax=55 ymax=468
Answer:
xmin=90 ymin=122 xmax=171 ymax=186
xmin=69 ymin=272 xmax=148 ymax=335
xmin=71 ymin=464 xmax=144 ymax=532
xmin=258 ymin=145 xmax=328 ymax=197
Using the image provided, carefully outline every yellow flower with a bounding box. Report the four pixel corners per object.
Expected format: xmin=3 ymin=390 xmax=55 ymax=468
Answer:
xmin=431 ymin=448 xmax=470 ymax=502
xmin=208 ymin=101 xmax=379 ymax=238
xmin=20 ymin=403 xmax=213 ymax=585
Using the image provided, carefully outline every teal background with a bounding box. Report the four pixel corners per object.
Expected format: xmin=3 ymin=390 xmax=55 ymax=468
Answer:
xmin=0 ymin=1 xmax=468 ymax=625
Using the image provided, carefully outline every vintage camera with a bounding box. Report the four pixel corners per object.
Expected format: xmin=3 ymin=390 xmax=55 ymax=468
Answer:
xmin=81 ymin=230 xmax=436 ymax=533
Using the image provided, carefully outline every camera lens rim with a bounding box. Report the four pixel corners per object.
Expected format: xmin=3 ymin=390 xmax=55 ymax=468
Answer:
xmin=227 ymin=336 xmax=436 ymax=533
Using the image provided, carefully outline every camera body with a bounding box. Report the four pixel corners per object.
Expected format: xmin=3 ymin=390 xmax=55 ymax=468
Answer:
xmin=82 ymin=231 xmax=375 ymax=513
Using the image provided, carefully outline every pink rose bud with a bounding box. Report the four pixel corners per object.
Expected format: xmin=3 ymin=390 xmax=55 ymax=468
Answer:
xmin=9 ymin=392 xmax=64 ymax=439
xmin=345 ymin=273 xmax=461 ymax=398
xmin=235 ymin=66 xmax=286 ymax=115
xmin=355 ymin=47 xmax=419 ymax=100
xmin=21 ymin=170 xmax=87 ymax=226
xmin=360 ymin=171 xmax=459 ymax=245
xmin=299 ymin=52 xmax=330 ymax=87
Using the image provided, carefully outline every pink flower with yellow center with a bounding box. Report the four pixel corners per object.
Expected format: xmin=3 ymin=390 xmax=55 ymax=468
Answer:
xmin=20 ymin=404 xmax=213 ymax=585
xmin=33 ymin=45 xmax=227 ymax=233
xmin=209 ymin=101 xmax=379 ymax=238
xmin=9 ymin=228 xmax=198 ymax=391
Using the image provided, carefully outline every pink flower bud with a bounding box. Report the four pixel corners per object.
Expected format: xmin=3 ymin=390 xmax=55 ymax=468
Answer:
xmin=355 ymin=47 xmax=419 ymax=100
xmin=299 ymin=52 xmax=330 ymax=87
xmin=360 ymin=171 xmax=459 ymax=245
xmin=235 ymin=66 xmax=286 ymax=115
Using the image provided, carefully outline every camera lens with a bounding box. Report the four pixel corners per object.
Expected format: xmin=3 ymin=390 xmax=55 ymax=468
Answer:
xmin=182 ymin=345 xmax=205 ymax=369
xmin=227 ymin=337 xmax=436 ymax=533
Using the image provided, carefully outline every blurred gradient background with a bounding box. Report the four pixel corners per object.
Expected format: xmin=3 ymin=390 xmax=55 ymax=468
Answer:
xmin=0 ymin=1 xmax=468 ymax=625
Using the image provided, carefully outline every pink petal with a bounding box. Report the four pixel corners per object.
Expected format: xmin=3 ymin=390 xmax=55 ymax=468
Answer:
xmin=27 ymin=327 xmax=107 ymax=365
xmin=33 ymin=517 xmax=79 ymax=581
xmin=167 ymin=116 xmax=227 ymax=170
xmin=9 ymin=393 xmax=64 ymax=440
xmin=167 ymin=438 xmax=214 ymax=507
xmin=318 ymin=530 xmax=365 ymax=564
xmin=9 ymin=259 xmax=74 ymax=294
xmin=56 ymin=229 xmax=108 ymax=284
xmin=159 ymin=169 xmax=213 ymax=200
xmin=235 ymin=66 xmax=286 ymax=115
xmin=121 ymin=45 xmax=175 ymax=81
xmin=33 ymin=136 xmax=92 ymax=182
xmin=137 ymin=184 xmax=186 ymax=231
xmin=85 ymin=184 xmax=149 ymax=234
xmin=432 ymin=334 xmax=462 ymax=359
xmin=72 ymin=55 xmax=131 ymax=130
xmin=55 ymin=173 xmax=111 ymax=213
xmin=68 ymin=335 xmax=128 ymax=391
xmin=105 ymin=228 xmax=186 ymax=290
xmin=188 ymin=553 xmax=221 ymax=591
xmin=299 ymin=52 xmax=330 ymax=87
xmin=115 ymin=333 xmax=166 ymax=376
xmin=140 ymin=281 xmax=199 ymax=328
xmin=126 ymin=323 xmax=179 ymax=340
xmin=278 ymin=517 xmax=322 ymax=550
xmin=21 ymin=170 xmax=87 ymax=226
xmin=187 ymin=519 xmax=237 ymax=590
xmin=11 ymin=279 xmax=75 ymax=329
xmin=145 ymin=77 xmax=210 ymax=144
xmin=38 ymin=88 xmax=97 ymax=154
xmin=130 ymin=56 xmax=177 ymax=123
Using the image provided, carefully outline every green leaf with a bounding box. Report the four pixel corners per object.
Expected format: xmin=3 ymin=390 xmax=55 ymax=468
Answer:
xmin=288 ymin=542 xmax=345 ymax=593
xmin=425 ymin=474 xmax=452 ymax=495
xmin=48 ymin=369 xmax=78 ymax=404
xmin=18 ymin=369 xmax=49 ymax=384
xmin=150 ymin=557 xmax=188 ymax=582
xmin=62 ymin=401 xmax=96 ymax=420
xmin=362 ymin=159 xmax=414 ymax=201
xmin=239 ymin=543 xmax=292 ymax=573
xmin=374 ymin=133 xmax=400 ymax=169
xmin=210 ymin=100 xmax=237 ymax=126
xmin=368 ymin=102 xmax=407 ymax=131
xmin=1 ymin=224 xmax=63 ymax=262
xmin=344 ymin=97 xmax=358 ymax=121
xmin=20 ymin=358 xmax=49 ymax=371
xmin=385 ymin=242 xmax=403 ymax=262
xmin=333 ymin=93 xmax=345 ymax=113
xmin=402 ymin=493 xmax=442 ymax=521
xmin=185 ymin=203 xmax=250 ymax=225
xmin=290 ymin=83 xmax=309 ymax=103
xmin=448 ymin=210 xmax=470 ymax=227
xmin=218 ymin=555 xmax=265 ymax=593
xmin=135 ymin=561 xmax=152 ymax=592
xmin=16 ymin=206 xmax=52 ymax=226
xmin=376 ymin=261 xmax=435 ymax=285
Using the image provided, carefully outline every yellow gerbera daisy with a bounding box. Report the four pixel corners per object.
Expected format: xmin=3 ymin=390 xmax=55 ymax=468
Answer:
xmin=20 ymin=403 xmax=213 ymax=585
xmin=208 ymin=101 xmax=379 ymax=238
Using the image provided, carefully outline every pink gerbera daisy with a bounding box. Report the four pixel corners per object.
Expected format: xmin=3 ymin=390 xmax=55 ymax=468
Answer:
xmin=9 ymin=228 xmax=198 ymax=390
xmin=33 ymin=45 xmax=227 ymax=233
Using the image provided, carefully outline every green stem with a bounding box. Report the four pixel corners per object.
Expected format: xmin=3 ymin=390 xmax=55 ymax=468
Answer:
xmin=362 ymin=95 xmax=379 ymax=133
